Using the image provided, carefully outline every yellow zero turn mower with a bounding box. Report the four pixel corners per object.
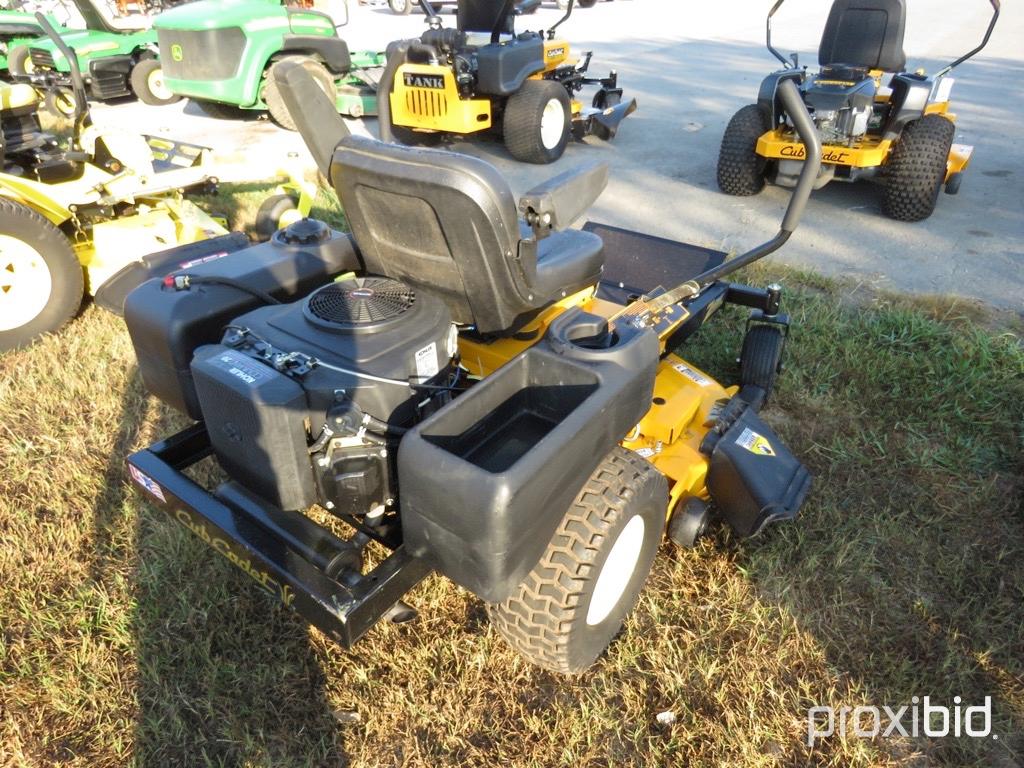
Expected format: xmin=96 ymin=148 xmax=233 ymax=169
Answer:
xmin=119 ymin=62 xmax=819 ymax=674
xmin=379 ymin=0 xmax=636 ymax=164
xmin=717 ymin=0 xmax=1000 ymax=221
xmin=0 ymin=13 xmax=242 ymax=352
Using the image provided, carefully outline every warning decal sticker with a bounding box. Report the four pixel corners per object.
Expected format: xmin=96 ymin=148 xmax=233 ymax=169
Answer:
xmin=673 ymin=363 xmax=713 ymax=387
xmin=735 ymin=427 xmax=776 ymax=457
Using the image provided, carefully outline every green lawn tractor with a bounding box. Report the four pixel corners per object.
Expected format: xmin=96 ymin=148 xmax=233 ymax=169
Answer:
xmin=0 ymin=9 xmax=60 ymax=76
xmin=153 ymin=0 xmax=384 ymax=129
xmin=13 ymin=0 xmax=180 ymax=109
xmin=717 ymin=0 xmax=1000 ymax=222
xmin=386 ymin=0 xmax=597 ymax=13
xmin=119 ymin=61 xmax=817 ymax=674
xmin=0 ymin=14 xmax=236 ymax=352
xmin=379 ymin=0 xmax=635 ymax=164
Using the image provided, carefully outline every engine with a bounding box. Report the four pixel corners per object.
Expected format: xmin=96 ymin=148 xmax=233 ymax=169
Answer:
xmin=802 ymin=71 xmax=878 ymax=146
xmin=189 ymin=275 xmax=457 ymax=515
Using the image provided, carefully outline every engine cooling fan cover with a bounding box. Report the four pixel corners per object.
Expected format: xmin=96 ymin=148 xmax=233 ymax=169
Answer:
xmin=303 ymin=276 xmax=418 ymax=331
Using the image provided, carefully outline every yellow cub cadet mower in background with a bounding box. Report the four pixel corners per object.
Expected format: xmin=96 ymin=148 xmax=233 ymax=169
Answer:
xmin=0 ymin=14 xmax=241 ymax=352
xmin=717 ymin=0 xmax=1000 ymax=221
xmin=377 ymin=0 xmax=636 ymax=163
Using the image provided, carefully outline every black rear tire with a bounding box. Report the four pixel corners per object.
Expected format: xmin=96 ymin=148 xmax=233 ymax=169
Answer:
xmin=7 ymin=45 xmax=32 ymax=76
xmin=130 ymin=58 xmax=182 ymax=106
xmin=489 ymin=446 xmax=668 ymax=674
xmin=503 ymin=79 xmax=571 ymax=164
xmin=265 ymin=57 xmax=336 ymax=131
xmin=739 ymin=324 xmax=784 ymax=406
xmin=578 ymin=0 xmax=598 ymax=6
xmin=882 ymin=114 xmax=955 ymax=222
xmin=255 ymin=194 xmax=299 ymax=240
xmin=193 ymin=99 xmax=247 ymax=120
xmin=717 ymin=104 xmax=771 ymax=196
xmin=0 ymin=199 xmax=83 ymax=352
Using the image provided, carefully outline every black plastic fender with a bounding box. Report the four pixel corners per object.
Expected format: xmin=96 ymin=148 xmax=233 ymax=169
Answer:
xmin=757 ymin=68 xmax=804 ymax=126
xmin=882 ymin=72 xmax=931 ymax=140
xmin=279 ymin=34 xmax=352 ymax=75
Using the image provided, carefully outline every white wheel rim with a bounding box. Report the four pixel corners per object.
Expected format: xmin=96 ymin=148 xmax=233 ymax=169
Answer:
xmin=540 ymin=97 xmax=566 ymax=150
xmin=586 ymin=514 xmax=645 ymax=626
xmin=148 ymin=67 xmax=173 ymax=101
xmin=0 ymin=235 xmax=53 ymax=332
xmin=56 ymin=92 xmax=76 ymax=116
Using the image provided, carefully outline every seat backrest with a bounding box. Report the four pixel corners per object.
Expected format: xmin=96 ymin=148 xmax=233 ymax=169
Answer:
xmin=330 ymin=135 xmax=539 ymax=335
xmin=818 ymin=0 xmax=906 ymax=72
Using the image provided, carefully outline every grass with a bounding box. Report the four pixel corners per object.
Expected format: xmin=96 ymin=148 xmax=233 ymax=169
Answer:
xmin=1 ymin=203 xmax=1022 ymax=767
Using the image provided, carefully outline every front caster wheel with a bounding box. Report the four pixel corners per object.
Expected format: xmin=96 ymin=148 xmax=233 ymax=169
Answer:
xmin=489 ymin=446 xmax=668 ymax=673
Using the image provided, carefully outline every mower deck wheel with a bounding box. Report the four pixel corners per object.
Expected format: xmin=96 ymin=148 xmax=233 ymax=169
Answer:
xmin=255 ymin=194 xmax=300 ymax=240
xmin=0 ymin=199 xmax=83 ymax=352
xmin=7 ymin=45 xmax=32 ymax=76
xmin=265 ymin=57 xmax=336 ymax=131
xmin=717 ymin=104 xmax=771 ymax=196
xmin=489 ymin=446 xmax=667 ymax=673
xmin=42 ymin=88 xmax=77 ymax=119
xmin=882 ymin=114 xmax=956 ymax=222
xmin=131 ymin=58 xmax=181 ymax=106
xmin=739 ymin=324 xmax=784 ymax=406
xmin=389 ymin=0 xmax=413 ymax=13
xmin=667 ymin=497 xmax=710 ymax=549
xmin=503 ymin=79 xmax=571 ymax=164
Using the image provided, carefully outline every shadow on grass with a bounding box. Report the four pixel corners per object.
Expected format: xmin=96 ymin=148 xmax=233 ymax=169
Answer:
xmin=91 ymin=373 xmax=348 ymax=766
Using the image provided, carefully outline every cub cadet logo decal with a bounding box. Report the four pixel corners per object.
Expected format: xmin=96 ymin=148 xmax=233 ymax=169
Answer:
xmin=404 ymin=73 xmax=444 ymax=89
xmin=546 ymin=46 xmax=565 ymax=59
xmin=175 ymin=508 xmax=296 ymax=608
xmin=780 ymin=145 xmax=851 ymax=164
xmin=170 ymin=43 xmax=183 ymax=62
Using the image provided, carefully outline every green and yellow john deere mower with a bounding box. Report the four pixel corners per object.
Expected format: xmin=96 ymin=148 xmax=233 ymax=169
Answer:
xmin=717 ymin=0 xmax=1000 ymax=221
xmin=0 ymin=15 xmax=233 ymax=353
xmin=153 ymin=0 xmax=384 ymax=128
xmin=119 ymin=61 xmax=818 ymax=674
xmin=12 ymin=0 xmax=179 ymax=109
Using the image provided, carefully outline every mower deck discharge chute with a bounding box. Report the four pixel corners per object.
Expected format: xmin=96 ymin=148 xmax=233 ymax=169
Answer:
xmin=717 ymin=0 xmax=1000 ymax=221
xmin=0 ymin=14 xmax=228 ymax=352
xmin=380 ymin=0 xmax=636 ymax=163
xmin=122 ymin=62 xmax=816 ymax=673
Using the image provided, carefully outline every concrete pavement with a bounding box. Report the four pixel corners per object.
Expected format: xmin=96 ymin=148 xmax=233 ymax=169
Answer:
xmin=90 ymin=0 xmax=1024 ymax=309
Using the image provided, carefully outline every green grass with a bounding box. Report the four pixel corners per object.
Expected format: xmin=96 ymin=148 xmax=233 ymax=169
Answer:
xmin=0 ymin=219 xmax=1021 ymax=766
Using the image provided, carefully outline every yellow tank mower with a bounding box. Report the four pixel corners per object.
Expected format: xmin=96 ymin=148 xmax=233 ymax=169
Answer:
xmin=120 ymin=62 xmax=819 ymax=674
xmin=0 ymin=14 xmax=245 ymax=352
xmin=378 ymin=0 xmax=636 ymax=163
xmin=717 ymin=0 xmax=1000 ymax=221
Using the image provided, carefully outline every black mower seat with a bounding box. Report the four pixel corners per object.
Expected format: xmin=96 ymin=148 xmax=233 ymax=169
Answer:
xmin=819 ymin=0 xmax=907 ymax=73
xmin=332 ymin=135 xmax=604 ymax=335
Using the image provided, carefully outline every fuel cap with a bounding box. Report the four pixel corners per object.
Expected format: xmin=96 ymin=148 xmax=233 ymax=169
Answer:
xmin=279 ymin=217 xmax=330 ymax=245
